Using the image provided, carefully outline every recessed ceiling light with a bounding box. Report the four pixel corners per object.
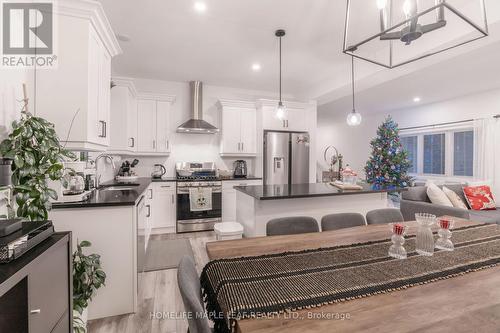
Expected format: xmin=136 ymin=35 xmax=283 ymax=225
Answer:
xmin=252 ymin=63 xmax=261 ymax=72
xmin=194 ymin=2 xmax=207 ymax=13
xmin=413 ymin=97 xmax=421 ymax=103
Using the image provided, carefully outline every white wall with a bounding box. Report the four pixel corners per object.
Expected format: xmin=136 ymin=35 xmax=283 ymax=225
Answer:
xmin=95 ymin=78 xmax=299 ymax=182
xmin=0 ymin=69 xmax=36 ymax=141
xmin=317 ymin=88 xmax=500 ymax=179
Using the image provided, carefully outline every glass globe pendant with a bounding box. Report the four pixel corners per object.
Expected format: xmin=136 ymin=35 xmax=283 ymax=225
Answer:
xmin=346 ymin=55 xmax=362 ymax=126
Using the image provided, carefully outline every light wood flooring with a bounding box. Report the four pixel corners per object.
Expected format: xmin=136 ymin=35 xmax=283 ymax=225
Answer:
xmin=87 ymin=231 xmax=216 ymax=333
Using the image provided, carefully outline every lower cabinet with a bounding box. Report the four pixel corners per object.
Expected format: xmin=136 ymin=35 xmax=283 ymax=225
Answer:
xmin=152 ymin=183 xmax=177 ymax=232
xmin=222 ymin=180 xmax=262 ymax=221
xmin=0 ymin=233 xmax=72 ymax=333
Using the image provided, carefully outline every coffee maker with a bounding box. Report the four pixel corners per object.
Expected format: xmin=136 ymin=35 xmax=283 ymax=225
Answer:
xmin=233 ymin=160 xmax=247 ymax=179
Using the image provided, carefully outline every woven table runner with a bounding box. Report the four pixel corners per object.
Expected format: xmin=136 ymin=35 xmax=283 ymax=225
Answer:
xmin=201 ymin=224 xmax=500 ymax=333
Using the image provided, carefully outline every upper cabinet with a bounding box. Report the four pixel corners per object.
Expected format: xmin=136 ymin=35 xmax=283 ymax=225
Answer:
xmin=108 ymin=78 xmax=138 ymax=154
xmin=258 ymin=100 xmax=316 ymax=132
xmin=35 ymin=1 xmax=121 ymax=151
xmin=136 ymin=93 xmax=176 ymax=156
xmin=217 ymin=100 xmax=257 ymax=157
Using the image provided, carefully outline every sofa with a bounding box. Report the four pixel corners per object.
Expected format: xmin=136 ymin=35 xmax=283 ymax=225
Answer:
xmin=400 ymin=184 xmax=500 ymax=224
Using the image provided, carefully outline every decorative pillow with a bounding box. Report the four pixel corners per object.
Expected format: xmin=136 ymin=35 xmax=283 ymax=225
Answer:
xmin=442 ymin=186 xmax=468 ymax=209
xmin=426 ymin=182 xmax=453 ymax=207
xmin=463 ymin=185 xmax=497 ymax=211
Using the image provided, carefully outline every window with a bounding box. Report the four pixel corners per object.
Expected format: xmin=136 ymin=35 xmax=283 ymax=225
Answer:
xmin=453 ymin=130 xmax=474 ymax=177
xmin=424 ymin=133 xmax=446 ymax=175
xmin=401 ymin=136 xmax=418 ymax=173
xmin=400 ymin=126 xmax=475 ymax=178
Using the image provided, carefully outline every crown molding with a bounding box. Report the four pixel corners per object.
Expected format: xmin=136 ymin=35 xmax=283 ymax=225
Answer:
xmin=256 ymin=99 xmax=316 ymax=109
xmin=56 ymin=0 xmax=122 ymax=56
xmin=137 ymin=92 xmax=176 ymax=103
xmin=111 ymin=77 xmax=138 ymax=97
xmin=216 ymin=99 xmax=256 ymax=110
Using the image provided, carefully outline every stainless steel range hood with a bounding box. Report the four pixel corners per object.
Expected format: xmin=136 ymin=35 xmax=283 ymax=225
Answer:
xmin=177 ymin=81 xmax=219 ymax=134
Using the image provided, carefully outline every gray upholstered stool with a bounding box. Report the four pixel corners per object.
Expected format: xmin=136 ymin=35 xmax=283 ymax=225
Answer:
xmin=366 ymin=208 xmax=404 ymax=225
xmin=266 ymin=216 xmax=319 ymax=236
xmin=321 ymin=213 xmax=366 ymax=231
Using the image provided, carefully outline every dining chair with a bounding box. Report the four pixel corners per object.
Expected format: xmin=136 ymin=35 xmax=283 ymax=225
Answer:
xmin=366 ymin=208 xmax=404 ymax=225
xmin=321 ymin=213 xmax=366 ymax=231
xmin=177 ymin=256 xmax=213 ymax=333
xmin=266 ymin=216 xmax=319 ymax=236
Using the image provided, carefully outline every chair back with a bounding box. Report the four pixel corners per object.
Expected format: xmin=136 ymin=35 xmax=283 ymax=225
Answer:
xmin=366 ymin=208 xmax=404 ymax=225
xmin=321 ymin=213 xmax=366 ymax=231
xmin=177 ymin=256 xmax=212 ymax=333
xmin=266 ymin=216 xmax=319 ymax=236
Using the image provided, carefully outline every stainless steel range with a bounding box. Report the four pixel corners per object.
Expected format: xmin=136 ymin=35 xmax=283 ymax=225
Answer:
xmin=176 ymin=162 xmax=222 ymax=233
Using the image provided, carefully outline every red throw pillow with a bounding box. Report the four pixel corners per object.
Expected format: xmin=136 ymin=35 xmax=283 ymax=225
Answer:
xmin=463 ymin=186 xmax=497 ymax=211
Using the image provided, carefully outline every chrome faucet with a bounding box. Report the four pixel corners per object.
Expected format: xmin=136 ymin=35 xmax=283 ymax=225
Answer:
xmin=95 ymin=154 xmax=116 ymax=188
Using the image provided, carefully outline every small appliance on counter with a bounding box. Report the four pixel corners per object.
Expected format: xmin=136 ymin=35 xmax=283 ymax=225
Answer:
xmin=0 ymin=220 xmax=54 ymax=263
xmin=116 ymin=159 xmax=140 ymax=182
xmin=233 ymin=160 xmax=248 ymax=179
xmin=151 ymin=164 xmax=166 ymax=179
xmin=0 ymin=158 xmax=12 ymax=186
xmin=51 ymin=163 xmax=93 ymax=203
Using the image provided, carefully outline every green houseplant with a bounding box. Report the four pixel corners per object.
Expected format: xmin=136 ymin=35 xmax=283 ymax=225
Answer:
xmin=0 ymin=110 xmax=74 ymax=220
xmin=73 ymin=240 xmax=106 ymax=333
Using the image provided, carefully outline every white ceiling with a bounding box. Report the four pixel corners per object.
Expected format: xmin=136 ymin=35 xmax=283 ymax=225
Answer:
xmin=99 ymin=0 xmax=500 ymax=110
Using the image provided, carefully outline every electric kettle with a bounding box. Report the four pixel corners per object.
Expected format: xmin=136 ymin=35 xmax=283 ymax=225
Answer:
xmin=151 ymin=164 xmax=166 ymax=179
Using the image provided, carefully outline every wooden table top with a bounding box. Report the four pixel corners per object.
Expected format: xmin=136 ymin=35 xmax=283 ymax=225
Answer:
xmin=206 ymin=218 xmax=500 ymax=333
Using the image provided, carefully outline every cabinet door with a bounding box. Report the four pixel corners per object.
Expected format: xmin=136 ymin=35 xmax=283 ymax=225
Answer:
xmin=221 ymin=109 xmax=241 ymax=154
xmin=240 ymin=108 xmax=256 ymax=154
xmin=137 ymin=100 xmax=157 ymax=152
xmin=286 ymin=108 xmax=308 ymax=132
xmin=127 ymin=91 xmax=138 ymax=152
xmin=98 ymin=48 xmax=112 ymax=146
xmin=29 ymin=242 xmax=69 ymax=333
xmin=222 ymin=189 xmax=237 ymax=222
xmin=109 ymin=86 xmax=130 ymax=152
xmin=153 ymin=183 xmax=176 ymax=230
xmin=156 ymin=101 xmax=170 ymax=153
xmin=87 ymin=30 xmax=101 ymax=144
xmin=262 ymin=106 xmax=287 ymax=131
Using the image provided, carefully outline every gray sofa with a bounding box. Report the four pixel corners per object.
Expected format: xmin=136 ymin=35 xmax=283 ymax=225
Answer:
xmin=400 ymin=184 xmax=500 ymax=224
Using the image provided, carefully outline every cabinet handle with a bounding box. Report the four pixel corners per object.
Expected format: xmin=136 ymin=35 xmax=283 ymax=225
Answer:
xmin=30 ymin=309 xmax=41 ymax=314
xmin=237 ymin=143 xmax=240 ymax=151
xmin=148 ymin=188 xmax=153 ymax=199
xmin=146 ymin=205 xmax=151 ymax=217
xmin=104 ymin=121 xmax=107 ymax=137
xmin=153 ymin=140 xmax=156 ymax=149
xmin=171 ymin=194 xmax=174 ymax=204
xmin=241 ymin=142 xmax=244 ymax=151
xmin=129 ymin=137 xmax=135 ymax=148
xmin=161 ymin=185 xmax=171 ymax=188
xmin=286 ymin=120 xmax=289 ymax=128
xmin=98 ymin=120 xmax=105 ymax=137
xmin=166 ymin=139 xmax=169 ymax=150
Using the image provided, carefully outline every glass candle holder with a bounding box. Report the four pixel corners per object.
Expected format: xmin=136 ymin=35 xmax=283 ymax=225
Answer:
xmin=415 ymin=213 xmax=436 ymax=256
xmin=388 ymin=223 xmax=409 ymax=259
xmin=435 ymin=218 xmax=455 ymax=251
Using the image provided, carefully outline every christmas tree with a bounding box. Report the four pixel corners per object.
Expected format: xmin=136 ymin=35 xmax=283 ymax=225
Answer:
xmin=365 ymin=116 xmax=412 ymax=188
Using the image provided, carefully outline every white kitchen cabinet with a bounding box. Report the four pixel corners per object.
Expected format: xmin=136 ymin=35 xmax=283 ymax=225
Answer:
xmin=217 ymin=100 xmax=257 ymax=157
xmin=34 ymin=2 xmax=121 ymax=151
xmin=152 ymin=183 xmax=176 ymax=232
xmin=222 ymin=179 xmax=262 ymax=221
xmin=137 ymin=100 xmax=157 ymax=153
xmin=258 ymin=100 xmax=315 ymax=132
xmin=108 ymin=78 xmax=138 ymax=154
xmin=136 ymin=94 xmax=175 ymax=155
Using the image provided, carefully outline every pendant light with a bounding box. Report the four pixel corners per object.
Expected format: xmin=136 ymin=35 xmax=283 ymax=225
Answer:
xmin=346 ymin=56 xmax=362 ymax=126
xmin=275 ymin=29 xmax=287 ymax=121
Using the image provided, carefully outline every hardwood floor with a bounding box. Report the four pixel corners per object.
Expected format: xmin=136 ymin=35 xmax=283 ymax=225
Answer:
xmin=87 ymin=231 xmax=215 ymax=333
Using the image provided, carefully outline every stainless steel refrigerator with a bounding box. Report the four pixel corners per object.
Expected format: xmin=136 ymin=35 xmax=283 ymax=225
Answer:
xmin=264 ymin=131 xmax=310 ymax=185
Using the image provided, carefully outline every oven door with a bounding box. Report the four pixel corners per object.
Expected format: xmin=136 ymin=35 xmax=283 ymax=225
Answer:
xmin=176 ymin=189 xmax=222 ymax=233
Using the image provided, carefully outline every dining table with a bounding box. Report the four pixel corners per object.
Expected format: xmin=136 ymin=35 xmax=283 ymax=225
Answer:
xmin=205 ymin=218 xmax=500 ymax=333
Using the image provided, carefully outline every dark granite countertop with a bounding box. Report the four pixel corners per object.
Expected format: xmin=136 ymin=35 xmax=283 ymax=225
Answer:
xmin=234 ymin=182 xmax=407 ymax=200
xmin=51 ymin=177 xmax=152 ymax=209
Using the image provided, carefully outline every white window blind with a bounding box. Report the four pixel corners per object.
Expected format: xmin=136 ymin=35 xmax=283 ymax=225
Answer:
xmin=453 ymin=130 xmax=474 ymax=177
xmin=401 ymin=136 xmax=418 ymax=173
xmin=423 ymin=133 xmax=446 ymax=175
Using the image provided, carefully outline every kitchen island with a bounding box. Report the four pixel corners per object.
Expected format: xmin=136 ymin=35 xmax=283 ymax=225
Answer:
xmin=234 ymin=183 xmax=406 ymax=237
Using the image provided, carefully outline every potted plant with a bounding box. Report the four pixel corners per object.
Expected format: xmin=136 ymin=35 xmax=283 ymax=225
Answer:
xmin=73 ymin=240 xmax=106 ymax=333
xmin=0 ymin=108 xmax=74 ymax=220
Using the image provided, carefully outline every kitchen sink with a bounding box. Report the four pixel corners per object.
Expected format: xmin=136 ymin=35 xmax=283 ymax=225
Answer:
xmin=99 ymin=186 xmax=137 ymax=191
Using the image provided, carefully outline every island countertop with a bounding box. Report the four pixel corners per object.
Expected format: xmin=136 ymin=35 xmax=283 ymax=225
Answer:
xmin=234 ymin=182 xmax=407 ymax=200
